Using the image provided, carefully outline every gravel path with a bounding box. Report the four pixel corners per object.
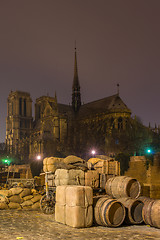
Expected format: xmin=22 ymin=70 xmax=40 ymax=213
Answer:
xmin=0 ymin=210 xmax=160 ymax=240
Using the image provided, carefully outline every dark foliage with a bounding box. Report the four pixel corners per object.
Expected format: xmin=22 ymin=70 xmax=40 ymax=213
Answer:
xmin=115 ymin=152 xmax=130 ymax=175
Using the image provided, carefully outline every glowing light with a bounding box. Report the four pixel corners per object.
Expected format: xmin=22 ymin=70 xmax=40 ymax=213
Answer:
xmin=91 ymin=150 xmax=96 ymax=155
xmin=36 ymin=155 xmax=41 ymax=160
xmin=147 ymin=149 xmax=151 ymax=153
xmin=2 ymin=159 xmax=11 ymax=165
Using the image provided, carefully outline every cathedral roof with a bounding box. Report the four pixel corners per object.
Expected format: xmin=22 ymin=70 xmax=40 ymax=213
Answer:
xmin=58 ymin=103 xmax=74 ymax=118
xmin=77 ymin=94 xmax=131 ymax=118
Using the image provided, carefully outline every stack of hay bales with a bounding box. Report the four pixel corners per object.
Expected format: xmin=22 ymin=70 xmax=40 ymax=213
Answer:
xmin=86 ymin=157 xmax=120 ymax=189
xmin=87 ymin=157 xmax=120 ymax=175
xmin=0 ymin=189 xmax=12 ymax=209
xmin=43 ymin=155 xmax=88 ymax=174
xmin=63 ymin=155 xmax=88 ymax=171
xmin=54 ymin=169 xmax=85 ymax=186
xmin=43 ymin=157 xmax=64 ymax=173
xmin=0 ymin=187 xmax=42 ymax=210
xmin=55 ymin=185 xmax=93 ymax=228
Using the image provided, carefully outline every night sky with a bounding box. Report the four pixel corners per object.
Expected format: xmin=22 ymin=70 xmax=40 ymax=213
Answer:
xmin=0 ymin=0 xmax=160 ymax=142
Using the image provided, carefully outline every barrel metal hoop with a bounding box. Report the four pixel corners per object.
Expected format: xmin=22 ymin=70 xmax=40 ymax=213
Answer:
xmin=98 ymin=198 xmax=108 ymax=225
xmin=148 ymin=200 xmax=155 ymax=227
xmin=103 ymin=200 xmax=117 ymax=225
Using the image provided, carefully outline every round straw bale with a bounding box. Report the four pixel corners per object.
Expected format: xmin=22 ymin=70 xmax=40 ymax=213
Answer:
xmin=63 ymin=155 xmax=84 ymax=164
xmin=47 ymin=157 xmax=60 ymax=165
xmin=8 ymin=195 xmax=22 ymax=204
xmin=31 ymin=189 xmax=37 ymax=194
xmin=43 ymin=157 xmax=48 ymax=165
xmin=32 ymin=202 xmax=40 ymax=210
xmin=31 ymin=194 xmax=42 ymax=203
xmin=8 ymin=202 xmax=21 ymax=209
xmin=23 ymin=195 xmax=33 ymax=201
xmin=0 ymin=189 xmax=12 ymax=197
xmin=21 ymin=200 xmax=33 ymax=207
xmin=47 ymin=164 xmax=56 ymax=173
xmin=88 ymin=158 xmax=102 ymax=165
xmin=10 ymin=187 xmax=23 ymax=195
xmin=0 ymin=202 xmax=9 ymax=209
xmin=20 ymin=188 xmax=31 ymax=198
xmin=0 ymin=195 xmax=9 ymax=203
xmin=43 ymin=164 xmax=48 ymax=172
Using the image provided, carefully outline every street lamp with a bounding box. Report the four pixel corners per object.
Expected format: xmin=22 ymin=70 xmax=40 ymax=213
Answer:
xmin=146 ymin=148 xmax=152 ymax=154
xmin=91 ymin=150 xmax=96 ymax=158
xmin=36 ymin=155 xmax=41 ymax=160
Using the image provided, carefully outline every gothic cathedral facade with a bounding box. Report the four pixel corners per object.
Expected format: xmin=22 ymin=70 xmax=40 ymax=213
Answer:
xmin=6 ymin=49 xmax=131 ymax=161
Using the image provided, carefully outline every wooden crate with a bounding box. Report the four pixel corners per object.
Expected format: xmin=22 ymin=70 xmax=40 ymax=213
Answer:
xmin=85 ymin=170 xmax=99 ymax=188
xmin=94 ymin=160 xmax=120 ymax=175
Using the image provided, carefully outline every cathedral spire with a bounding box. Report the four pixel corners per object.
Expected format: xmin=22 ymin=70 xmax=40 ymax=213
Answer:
xmin=72 ymin=45 xmax=81 ymax=112
xmin=55 ymin=91 xmax=57 ymax=102
xmin=117 ymin=83 xmax=120 ymax=96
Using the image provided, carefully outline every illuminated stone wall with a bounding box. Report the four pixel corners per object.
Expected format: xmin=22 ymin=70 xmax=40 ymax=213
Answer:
xmin=125 ymin=154 xmax=160 ymax=199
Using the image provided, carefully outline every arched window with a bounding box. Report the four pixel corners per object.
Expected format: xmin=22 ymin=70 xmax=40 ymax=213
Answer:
xmin=19 ymin=98 xmax=22 ymax=116
xmin=110 ymin=117 xmax=115 ymax=129
xmin=118 ymin=117 xmax=123 ymax=130
xmin=24 ymin=99 xmax=26 ymax=116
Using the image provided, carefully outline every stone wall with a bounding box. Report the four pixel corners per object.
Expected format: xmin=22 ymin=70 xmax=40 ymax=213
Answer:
xmin=125 ymin=154 xmax=160 ymax=199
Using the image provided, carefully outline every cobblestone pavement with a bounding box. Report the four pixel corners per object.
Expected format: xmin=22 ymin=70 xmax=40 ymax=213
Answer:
xmin=0 ymin=210 xmax=160 ymax=240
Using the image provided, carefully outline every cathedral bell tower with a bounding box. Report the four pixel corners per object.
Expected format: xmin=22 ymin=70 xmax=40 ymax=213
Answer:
xmin=6 ymin=91 xmax=33 ymax=158
xmin=72 ymin=47 xmax=81 ymax=112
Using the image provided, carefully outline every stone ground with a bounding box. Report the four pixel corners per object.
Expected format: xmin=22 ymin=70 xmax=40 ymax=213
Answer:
xmin=0 ymin=210 xmax=160 ymax=240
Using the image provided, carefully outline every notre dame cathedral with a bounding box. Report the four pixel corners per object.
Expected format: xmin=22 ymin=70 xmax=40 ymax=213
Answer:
xmin=6 ymin=48 xmax=132 ymax=161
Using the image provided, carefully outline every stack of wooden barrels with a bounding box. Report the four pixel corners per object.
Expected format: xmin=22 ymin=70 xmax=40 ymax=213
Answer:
xmin=139 ymin=196 xmax=160 ymax=229
xmin=94 ymin=176 xmax=160 ymax=228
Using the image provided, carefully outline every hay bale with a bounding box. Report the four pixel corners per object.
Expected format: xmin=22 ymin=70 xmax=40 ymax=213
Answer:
xmin=43 ymin=164 xmax=48 ymax=172
xmin=10 ymin=187 xmax=23 ymax=195
xmin=31 ymin=189 xmax=37 ymax=194
xmin=17 ymin=182 xmax=25 ymax=188
xmin=54 ymin=161 xmax=75 ymax=170
xmin=20 ymin=188 xmax=31 ymax=198
xmin=9 ymin=195 xmax=22 ymax=204
xmin=47 ymin=164 xmax=56 ymax=173
xmin=32 ymin=202 xmax=40 ymax=210
xmin=23 ymin=195 xmax=33 ymax=201
xmin=31 ymin=194 xmax=42 ymax=203
xmin=0 ymin=189 xmax=12 ymax=197
xmin=0 ymin=202 xmax=8 ymax=210
xmin=63 ymin=155 xmax=84 ymax=165
xmin=47 ymin=157 xmax=62 ymax=165
xmin=88 ymin=158 xmax=102 ymax=165
xmin=0 ymin=195 xmax=9 ymax=203
xmin=43 ymin=157 xmax=48 ymax=165
xmin=22 ymin=206 xmax=32 ymax=210
xmin=21 ymin=200 xmax=33 ymax=207
xmin=71 ymin=162 xmax=88 ymax=171
xmin=55 ymin=169 xmax=85 ymax=186
xmin=8 ymin=202 xmax=21 ymax=209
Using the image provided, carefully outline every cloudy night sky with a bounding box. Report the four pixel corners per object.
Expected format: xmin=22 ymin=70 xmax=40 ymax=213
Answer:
xmin=0 ymin=0 xmax=160 ymax=142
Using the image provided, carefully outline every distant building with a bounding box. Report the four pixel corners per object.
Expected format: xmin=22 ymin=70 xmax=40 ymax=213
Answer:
xmin=6 ymin=48 xmax=132 ymax=161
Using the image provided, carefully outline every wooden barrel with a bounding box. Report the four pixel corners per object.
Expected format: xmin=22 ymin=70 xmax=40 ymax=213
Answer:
xmin=142 ymin=199 xmax=160 ymax=228
xmin=118 ymin=197 xmax=144 ymax=224
xmin=93 ymin=195 xmax=112 ymax=207
xmin=94 ymin=197 xmax=125 ymax=227
xmin=138 ymin=196 xmax=153 ymax=205
xmin=105 ymin=176 xmax=141 ymax=199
